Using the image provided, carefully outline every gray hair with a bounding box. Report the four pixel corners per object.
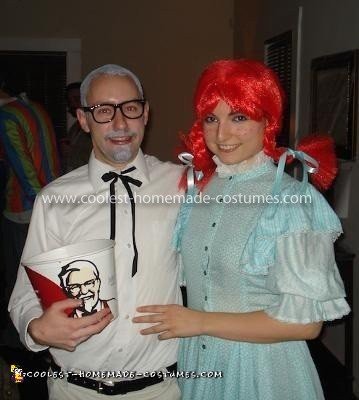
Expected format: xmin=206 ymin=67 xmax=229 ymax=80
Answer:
xmin=80 ymin=64 xmax=144 ymax=106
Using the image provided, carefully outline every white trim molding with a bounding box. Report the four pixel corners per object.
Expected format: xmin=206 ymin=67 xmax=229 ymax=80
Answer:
xmin=0 ymin=37 xmax=81 ymax=84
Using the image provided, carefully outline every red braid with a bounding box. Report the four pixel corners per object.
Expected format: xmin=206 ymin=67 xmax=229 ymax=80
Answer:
xmin=297 ymin=135 xmax=338 ymax=191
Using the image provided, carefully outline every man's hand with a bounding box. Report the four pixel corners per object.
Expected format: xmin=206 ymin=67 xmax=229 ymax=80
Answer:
xmin=133 ymin=304 xmax=204 ymax=340
xmin=28 ymin=299 xmax=112 ymax=351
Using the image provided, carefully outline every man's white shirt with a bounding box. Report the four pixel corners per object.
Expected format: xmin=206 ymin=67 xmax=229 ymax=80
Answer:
xmin=9 ymin=149 xmax=184 ymax=373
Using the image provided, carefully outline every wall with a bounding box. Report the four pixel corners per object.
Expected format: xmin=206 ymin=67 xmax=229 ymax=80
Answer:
xmin=234 ymin=0 xmax=359 ymax=394
xmin=0 ymin=0 xmax=234 ymax=162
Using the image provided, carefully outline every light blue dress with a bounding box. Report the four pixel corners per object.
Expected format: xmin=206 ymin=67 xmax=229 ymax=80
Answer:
xmin=175 ymin=154 xmax=350 ymax=400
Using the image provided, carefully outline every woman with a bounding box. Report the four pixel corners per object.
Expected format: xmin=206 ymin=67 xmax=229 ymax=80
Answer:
xmin=133 ymin=59 xmax=350 ymax=399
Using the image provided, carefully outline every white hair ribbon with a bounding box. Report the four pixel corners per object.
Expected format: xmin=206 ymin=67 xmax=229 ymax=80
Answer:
xmin=178 ymin=152 xmax=203 ymax=191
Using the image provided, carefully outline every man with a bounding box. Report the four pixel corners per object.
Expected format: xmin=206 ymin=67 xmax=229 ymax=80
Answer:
xmin=9 ymin=64 xmax=183 ymax=399
xmin=0 ymin=86 xmax=60 ymax=348
xmin=61 ymin=82 xmax=92 ymax=172
xmin=58 ymin=260 xmax=113 ymax=318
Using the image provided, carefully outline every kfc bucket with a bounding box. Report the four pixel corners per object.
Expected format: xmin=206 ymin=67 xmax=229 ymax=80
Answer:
xmin=22 ymin=239 xmax=118 ymax=318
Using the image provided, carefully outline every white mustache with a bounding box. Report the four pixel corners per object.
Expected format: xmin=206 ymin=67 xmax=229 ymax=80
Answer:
xmin=105 ymin=131 xmax=135 ymax=140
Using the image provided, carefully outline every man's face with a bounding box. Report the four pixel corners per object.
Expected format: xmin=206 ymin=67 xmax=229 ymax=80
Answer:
xmin=77 ymin=74 xmax=149 ymax=169
xmin=66 ymin=266 xmax=101 ymax=312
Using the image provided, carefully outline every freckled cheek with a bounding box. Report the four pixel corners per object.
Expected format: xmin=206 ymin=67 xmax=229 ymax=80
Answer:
xmin=233 ymin=128 xmax=253 ymax=141
xmin=203 ymin=130 xmax=215 ymax=144
xmin=234 ymin=127 xmax=264 ymax=144
xmin=202 ymin=135 xmax=217 ymax=153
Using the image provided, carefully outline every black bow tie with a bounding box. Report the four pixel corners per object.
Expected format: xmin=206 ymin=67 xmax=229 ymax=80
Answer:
xmin=102 ymin=167 xmax=142 ymax=277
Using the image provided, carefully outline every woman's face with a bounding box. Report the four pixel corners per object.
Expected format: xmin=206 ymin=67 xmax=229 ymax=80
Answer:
xmin=203 ymin=100 xmax=265 ymax=165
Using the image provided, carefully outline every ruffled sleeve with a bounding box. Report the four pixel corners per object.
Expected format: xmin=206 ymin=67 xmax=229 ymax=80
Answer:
xmin=262 ymin=179 xmax=350 ymax=323
xmin=264 ymin=231 xmax=350 ymax=323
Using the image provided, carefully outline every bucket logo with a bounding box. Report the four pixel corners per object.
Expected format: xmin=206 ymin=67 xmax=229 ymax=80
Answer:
xmin=58 ymin=260 xmax=114 ymax=318
xmin=11 ymin=364 xmax=24 ymax=383
xmin=23 ymin=239 xmax=118 ymax=319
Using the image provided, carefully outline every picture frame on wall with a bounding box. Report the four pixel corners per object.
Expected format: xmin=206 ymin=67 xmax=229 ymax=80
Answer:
xmin=310 ymin=50 xmax=358 ymax=160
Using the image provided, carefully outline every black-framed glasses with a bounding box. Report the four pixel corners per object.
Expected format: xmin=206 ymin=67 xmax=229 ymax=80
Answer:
xmin=83 ymin=99 xmax=146 ymax=123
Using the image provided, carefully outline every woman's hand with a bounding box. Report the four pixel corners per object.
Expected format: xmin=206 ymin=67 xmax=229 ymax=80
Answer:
xmin=133 ymin=306 xmax=323 ymax=343
xmin=132 ymin=304 xmax=204 ymax=340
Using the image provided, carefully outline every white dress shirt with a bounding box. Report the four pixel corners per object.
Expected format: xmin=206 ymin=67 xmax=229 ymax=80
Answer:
xmin=9 ymin=149 xmax=184 ymax=373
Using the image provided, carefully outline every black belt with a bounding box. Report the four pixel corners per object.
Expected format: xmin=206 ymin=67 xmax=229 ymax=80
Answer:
xmin=50 ymin=360 xmax=177 ymax=396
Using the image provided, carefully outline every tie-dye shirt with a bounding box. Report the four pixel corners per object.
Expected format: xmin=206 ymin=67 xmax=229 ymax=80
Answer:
xmin=0 ymin=98 xmax=60 ymax=220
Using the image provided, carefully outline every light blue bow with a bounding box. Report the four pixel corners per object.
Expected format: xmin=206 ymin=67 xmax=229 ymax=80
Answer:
xmin=272 ymin=148 xmax=319 ymax=195
xmin=178 ymin=152 xmax=203 ymax=192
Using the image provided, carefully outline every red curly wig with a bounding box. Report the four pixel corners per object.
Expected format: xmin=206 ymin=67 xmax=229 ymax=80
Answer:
xmin=179 ymin=59 xmax=337 ymax=191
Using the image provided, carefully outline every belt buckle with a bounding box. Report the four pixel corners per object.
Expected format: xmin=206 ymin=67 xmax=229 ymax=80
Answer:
xmin=97 ymin=380 xmax=115 ymax=394
xmin=97 ymin=381 xmax=104 ymax=394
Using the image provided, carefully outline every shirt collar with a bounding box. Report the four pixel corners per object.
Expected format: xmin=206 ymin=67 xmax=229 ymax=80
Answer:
xmin=89 ymin=148 xmax=150 ymax=193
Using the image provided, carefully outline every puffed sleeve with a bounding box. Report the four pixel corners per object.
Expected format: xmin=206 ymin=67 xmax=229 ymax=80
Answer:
xmin=263 ymin=181 xmax=350 ymax=323
xmin=265 ymin=231 xmax=350 ymax=323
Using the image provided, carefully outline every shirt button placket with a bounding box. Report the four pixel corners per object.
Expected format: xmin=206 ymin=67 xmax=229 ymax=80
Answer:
xmin=203 ymin=245 xmax=210 ymax=310
xmin=198 ymin=339 xmax=208 ymax=372
xmin=199 ymin=204 xmax=216 ymax=369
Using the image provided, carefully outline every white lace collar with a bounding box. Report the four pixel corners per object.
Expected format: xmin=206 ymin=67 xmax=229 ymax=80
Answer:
xmin=213 ymin=151 xmax=272 ymax=177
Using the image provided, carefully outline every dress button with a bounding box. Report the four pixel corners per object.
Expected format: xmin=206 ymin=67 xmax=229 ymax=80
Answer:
xmin=229 ymin=176 xmax=233 ymax=180
xmin=124 ymin=210 xmax=128 ymax=214
xmin=204 ymin=296 xmax=208 ymax=301
xmin=127 ymin=243 xmax=131 ymax=248
xmin=124 ymin=314 xmax=130 ymax=319
xmin=202 ymin=344 xmax=206 ymax=349
xmin=212 ymin=222 xmax=216 ymax=227
xmin=118 ymin=348 xmax=123 ymax=352
xmin=203 ymin=270 xmax=207 ymax=276
xmin=204 ymin=246 xmax=208 ymax=251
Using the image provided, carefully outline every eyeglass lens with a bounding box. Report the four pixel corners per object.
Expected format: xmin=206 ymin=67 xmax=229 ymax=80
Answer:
xmin=93 ymin=100 xmax=144 ymax=122
xmin=67 ymin=279 xmax=96 ymax=295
